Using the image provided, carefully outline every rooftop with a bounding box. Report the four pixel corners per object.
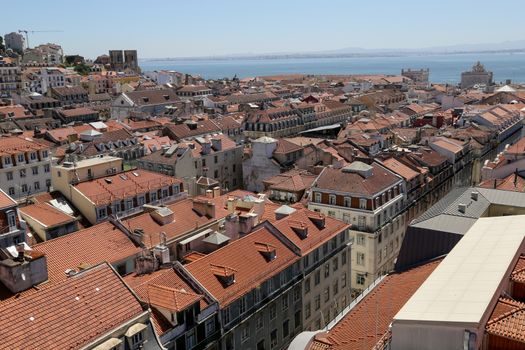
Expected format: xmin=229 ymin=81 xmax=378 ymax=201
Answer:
xmin=395 ymin=215 xmax=525 ymax=325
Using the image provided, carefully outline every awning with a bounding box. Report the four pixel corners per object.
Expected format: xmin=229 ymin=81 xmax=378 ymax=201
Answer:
xmin=125 ymin=323 xmax=147 ymax=337
xmin=179 ymin=228 xmax=213 ymax=246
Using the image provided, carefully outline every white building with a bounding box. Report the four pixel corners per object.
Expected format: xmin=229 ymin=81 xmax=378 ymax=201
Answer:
xmin=4 ymin=32 xmax=25 ymax=53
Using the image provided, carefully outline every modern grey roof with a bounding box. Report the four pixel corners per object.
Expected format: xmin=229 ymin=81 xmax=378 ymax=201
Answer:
xmin=396 ymin=186 xmax=525 ymax=271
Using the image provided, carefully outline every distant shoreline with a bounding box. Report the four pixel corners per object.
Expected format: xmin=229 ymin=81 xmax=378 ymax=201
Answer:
xmin=140 ymin=49 xmax=525 ymax=62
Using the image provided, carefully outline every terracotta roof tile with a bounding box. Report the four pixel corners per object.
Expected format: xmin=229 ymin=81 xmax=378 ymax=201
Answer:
xmin=0 ymin=263 xmax=144 ymax=349
xmin=186 ymin=226 xmax=299 ymax=307
xmin=308 ymin=259 xmax=441 ymax=350
xmin=20 ymin=203 xmax=76 ymax=228
xmin=34 ymin=222 xmax=141 ymax=284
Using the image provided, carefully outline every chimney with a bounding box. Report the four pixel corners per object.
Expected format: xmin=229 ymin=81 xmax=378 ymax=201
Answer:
xmin=206 ymin=189 xmax=213 ymax=198
xmin=192 ymin=199 xmax=216 ymax=219
xmin=211 ymin=138 xmax=222 ymax=151
xmin=150 ymin=207 xmax=174 ymax=226
xmin=16 ymin=243 xmax=25 ymax=262
xmin=133 ymin=228 xmax=145 ymax=243
xmin=471 ymin=191 xmax=479 ymax=201
xmin=208 ymin=187 xmax=219 ymax=199
xmin=458 ymin=203 xmax=466 ymax=214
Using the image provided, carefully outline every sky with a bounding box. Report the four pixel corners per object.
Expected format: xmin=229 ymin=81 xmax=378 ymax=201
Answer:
xmin=2 ymin=0 xmax=525 ymax=59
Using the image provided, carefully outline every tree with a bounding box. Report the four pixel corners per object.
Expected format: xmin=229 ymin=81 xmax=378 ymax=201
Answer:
xmin=74 ymin=63 xmax=91 ymax=76
xmin=0 ymin=36 xmax=5 ymax=54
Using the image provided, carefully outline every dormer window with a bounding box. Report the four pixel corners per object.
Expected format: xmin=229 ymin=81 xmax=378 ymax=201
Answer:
xmin=255 ymin=242 xmax=277 ymax=261
xmin=329 ymin=194 xmax=336 ymax=205
xmin=4 ymin=156 xmax=11 ymax=165
xmin=314 ymin=192 xmax=321 ymax=203
xmin=17 ymin=154 xmax=24 ymax=163
xmin=211 ymin=264 xmax=236 ymax=286
xmin=289 ymin=220 xmax=309 ymax=239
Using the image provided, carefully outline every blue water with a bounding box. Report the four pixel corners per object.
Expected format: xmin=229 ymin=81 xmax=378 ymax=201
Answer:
xmin=140 ymin=52 xmax=525 ymax=83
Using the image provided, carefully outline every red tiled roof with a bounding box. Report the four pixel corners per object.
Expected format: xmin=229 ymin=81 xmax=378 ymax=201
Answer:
xmin=0 ymin=263 xmax=144 ymax=349
xmin=0 ymin=189 xmax=17 ymax=210
xmin=315 ymin=162 xmax=400 ymax=196
xmin=74 ymin=169 xmax=182 ymax=205
xmin=148 ymin=284 xmax=203 ymax=312
xmin=308 ymin=259 xmax=441 ymax=350
xmin=0 ymin=135 xmax=49 ymax=157
xmin=34 ymin=222 xmax=141 ymax=284
xmin=382 ymin=158 xmax=420 ymax=181
xmin=20 ymin=203 xmax=76 ymax=228
xmin=186 ymin=226 xmax=299 ymax=307
xmin=486 ymin=298 xmax=525 ymax=343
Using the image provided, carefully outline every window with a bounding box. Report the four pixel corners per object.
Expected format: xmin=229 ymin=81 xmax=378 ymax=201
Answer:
xmin=324 ymin=263 xmax=330 ymax=278
xmin=324 ymin=287 xmax=330 ymax=302
xmin=21 ymin=184 xmax=28 ymax=193
xmin=293 ymin=287 xmax=300 ymax=302
xmin=214 ymin=155 xmax=218 ymax=163
xmin=42 ymin=150 xmax=48 ymax=158
xmin=303 ymin=254 xmax=310 ymax=268
xmin=233 ymin=164 xmax=236 ymax=172
xmin=333 ymin=257 xmax=338 ymax=272
xmin=333 ymin=280 xmax=339 ymax=295
xmin=256 ymin=314 xmax=264 ymax=330
xmin=98 ymin=208 xmax=106 ymax=219
xmin=315 ymin=192 xmax=321 ymax=203
xmin=305 ymin=302 xmax=311 ymax=319
xmin=7 ymin=211 xmax=16 ymax=229
xmin=356 ymin=234 xmax=365 ymax=246
xmin=342 ymin=250 xmax=347 ymax=265
xmin=4 ymin=156 xmax=11 ymax=165
xmin=314 ymin=295 xmax=321 ymax=310
xmin=283 ymin=320 xmax=290 ymax=338
xmin=214 ymin=169 xmax=219 ymax=178
xmin=305 ymin=277 xmax=311 ymax=293
xmin=270 ymin=329 xmax=278 ymax=349
xmin=239 ymin=295 xmax=247 ymax=314
xmin=186 ymin=328 xmax=196 ymax=349
xmin=357 ymin=252 xmax=365 ymax=265
xmin=329 ymin=194 xmax=336 ymax=205
xmin=282 ymin=295 xmax=289 ymax=310
xmin=8 ymin=187 xmax=15 ymax=196
xmin=223 ymin=308 xmax=230 ymax=324
xmin=17 ymin=154 xmax=24 ymax=163
xmin=30 ymin=152 xmax=37 ymax=160
xmin=44 ymin=164 xmax=50 ymax=173
xmin=34 ymin=182 xmax=40 ymax=191
xmin=314 ymin=271 xmax=320 ymax=286
xmin=241 ymin=325 xmax=250 ymax=343
xmin=342 ymin=273 xmax=347 ymax=288
xmin=327 ymin=210 xmax=336 ymax=217
xmin=32 ymin=167 xmax=38 ymax=175
xmin=313 ymin=249 xmax=319 ymax=262
xmin=323 ymin=243 xmax=328 ymax=255
xmin=356 ymin=273 xmax=366 ymax=285
xmin=358 ymin=216 xmax=366 ymax=230
xmin=131 ymin=331 xmax=143 ymax=346
xmin=19 ymin=169 xmax=26 ymax=178
xmin=46 ymin=179 xmax=51 ymax=187
xmin=205 ymin=318 xmax=215 ymax=336
xmin=295 ymin=310 xmax=301 ymax=329
xmin=359 ymin=198 xmax=367 ymax=209
xmin=6 ymin=172 xmax=13 ymax=181
xmin=202 ymin=159 xmax=206 ymax=167
xmin=344 ymin=197 xmax=351 ymax=207
xmin=270 ymin=303 xmax=277 ymax=320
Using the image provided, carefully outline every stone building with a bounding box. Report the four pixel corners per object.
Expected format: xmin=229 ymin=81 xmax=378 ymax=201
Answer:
xmin=460 ymin=61 xmax=493 ymax=89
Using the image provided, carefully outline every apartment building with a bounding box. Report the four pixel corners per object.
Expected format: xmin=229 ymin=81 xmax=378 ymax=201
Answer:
xmin=52 ymin=156 xmax=186 ymax=224
xmin=185 ymin=225 xmax=302 ymax=350
xmin=0 ymin=58 xmax=22 ymax=97
xmin=0 ymin=136 xmax=53 ymax=199
xmin=0 ymin=189 xmax=26 ymax=248
xmin=308 ymin=161 xmax=405 ymax=291
xmin=138 ymin=133 xmax=243 ymax=195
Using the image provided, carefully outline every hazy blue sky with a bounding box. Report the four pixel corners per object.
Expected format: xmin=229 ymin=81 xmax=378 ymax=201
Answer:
xmin=3 ymin=0 xmax=525 ymax=59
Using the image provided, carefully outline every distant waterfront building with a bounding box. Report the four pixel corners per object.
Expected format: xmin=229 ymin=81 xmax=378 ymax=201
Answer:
xmin=401 ymin=68 xmax=429 ymax=84
xmin=460 ymin=61 xmax=493 ymax=89
xmin=4 ymin=32 xmax=25 ymax=53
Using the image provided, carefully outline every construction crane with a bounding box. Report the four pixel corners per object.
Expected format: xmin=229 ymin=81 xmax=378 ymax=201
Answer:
xmin=18 ymin=30 xmax=63 ymax=49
